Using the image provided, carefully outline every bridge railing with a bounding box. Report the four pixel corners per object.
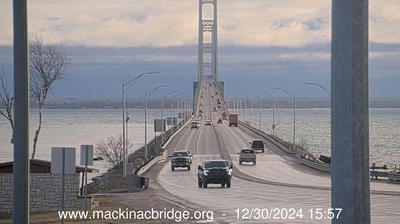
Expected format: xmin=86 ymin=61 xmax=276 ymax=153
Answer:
xmin=239 ymin=121 xmax=331 ymax=173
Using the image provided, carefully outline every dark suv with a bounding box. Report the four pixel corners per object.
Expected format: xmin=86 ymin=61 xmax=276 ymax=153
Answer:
xmin=250 ymin=139 xmax=265 ymax=152
xmin=170 ymin=150 xmax=191 ymax=171
xmin=197 ymin=160 xmax=233 ymax=188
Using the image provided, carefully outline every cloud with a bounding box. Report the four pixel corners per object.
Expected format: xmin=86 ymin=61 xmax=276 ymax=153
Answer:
xmin=0 ymin=0 xmax=399 ymax=47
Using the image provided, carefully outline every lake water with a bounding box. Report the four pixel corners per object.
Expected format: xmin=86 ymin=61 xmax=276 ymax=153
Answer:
xmin=0 ymin=109 xmax=399 ymax=171
xmin=233 ymin=108 xmax=400 ymax=167
xmin=0 ymin=109 xmax=180 ymax=174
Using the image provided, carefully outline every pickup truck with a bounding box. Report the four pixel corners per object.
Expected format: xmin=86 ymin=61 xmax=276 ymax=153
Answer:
xmin=198 ymin=160 xmax=233 ymax=188
xmin=170 ymin=150 xmax=191 ymax=171
xmin=239 ymin=149 xmax=256 ymax=165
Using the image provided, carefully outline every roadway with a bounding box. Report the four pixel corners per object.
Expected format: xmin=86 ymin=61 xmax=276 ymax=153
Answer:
xmin=158 ymin=77 xmax=400 ymax=223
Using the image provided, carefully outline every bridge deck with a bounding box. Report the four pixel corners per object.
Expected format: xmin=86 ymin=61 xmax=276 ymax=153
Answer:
xmin=157 ymin=79 xmax=400 ymax=223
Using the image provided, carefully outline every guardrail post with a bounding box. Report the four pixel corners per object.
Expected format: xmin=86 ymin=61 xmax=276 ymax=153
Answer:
xmin=331 ymin=0 xmax=370 ymax=223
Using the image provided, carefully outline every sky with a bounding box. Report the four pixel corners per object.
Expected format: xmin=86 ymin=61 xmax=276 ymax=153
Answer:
xmin=0 ymin=0 xmax=399 ymax=97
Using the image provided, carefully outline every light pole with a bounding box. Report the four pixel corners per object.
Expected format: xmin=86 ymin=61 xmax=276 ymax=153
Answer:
xmin=161 ymin=91 xmax=178 ymax=144
xmin=145 ymin=85 xmax=168 ymax=161
xmin=249 ymin=94 xmax=262 ymax=130
xmin=121 ymin=71 xmax=159 ymax=177
xmin=260 ymin=91 xmax=276 ymax=138
xmin=170 ymin=92 xmax=182 ymax=130
xmin=304 ymin=82 xmax=331 ymax=96
xmin=275 ymin=87 xmax=296 ymax=151
xmin=244 ymin=98 xmax=247 ymax=123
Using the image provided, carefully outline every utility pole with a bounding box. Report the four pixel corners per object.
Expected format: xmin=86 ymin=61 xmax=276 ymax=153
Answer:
xmin=13 ymin=0 xmax=30 ymax=223
xmin=331 ymin=0 xmax=370 ymax=223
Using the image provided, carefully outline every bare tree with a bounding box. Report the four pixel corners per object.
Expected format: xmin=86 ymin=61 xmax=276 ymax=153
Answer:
xmin=30 ymin=36 xmax=69 ymax=159
xmin=96 ymin=135 xmax=132 ymax=169
xmin=0 ymin=65 xmax=14 ymax=143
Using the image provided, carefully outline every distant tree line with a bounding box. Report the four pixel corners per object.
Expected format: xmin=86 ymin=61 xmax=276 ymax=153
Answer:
xmin=20 ymin=97 xmax=400 ymax=109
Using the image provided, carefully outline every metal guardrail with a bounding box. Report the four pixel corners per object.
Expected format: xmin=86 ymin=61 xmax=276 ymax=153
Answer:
xmin=136 ymin=116 xmax=193 ymax=176
xmin=296 ymin=155 xmax=331 ymax=173
xmin=239 ymin=121 xmax=331 ymax=173
xmin=239 ymin=121 xmax=296 ymax=155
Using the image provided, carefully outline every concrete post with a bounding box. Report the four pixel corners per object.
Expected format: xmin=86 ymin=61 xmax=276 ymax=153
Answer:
xmin=12 ymin=0 xmax=30 ymax=223
xmin=331 ymin=0 xmax=370 ymax=223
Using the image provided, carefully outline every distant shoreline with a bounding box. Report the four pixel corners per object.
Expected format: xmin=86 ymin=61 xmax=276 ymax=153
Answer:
xmin=15 ymin=97 xmax=400 ymax=109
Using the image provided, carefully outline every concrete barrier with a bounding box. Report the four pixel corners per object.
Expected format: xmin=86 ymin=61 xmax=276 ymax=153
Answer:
xmin=137 ymin=116 xmax=194 ymax=177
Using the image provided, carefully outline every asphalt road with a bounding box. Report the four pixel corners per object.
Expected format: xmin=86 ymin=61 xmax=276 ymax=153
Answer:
xmin=158 ymin=78 xmax=400 ymax=223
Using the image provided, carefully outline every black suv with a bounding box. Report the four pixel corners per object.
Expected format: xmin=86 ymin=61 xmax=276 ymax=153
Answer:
xmin=250 ymin=139 xmax=265 ymax=152
xmin=170 ymin=150 xmax=191 ymax=171
xmin=197 ymin=160 xmax=233 ymax=188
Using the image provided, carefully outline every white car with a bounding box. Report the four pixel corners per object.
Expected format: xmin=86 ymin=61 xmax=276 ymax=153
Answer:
xmin=204 ymin=120 xmax=213 ymax=126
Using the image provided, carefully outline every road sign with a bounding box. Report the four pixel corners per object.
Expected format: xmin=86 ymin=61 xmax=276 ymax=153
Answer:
xmin=154 ymin=119 xmax=166 ymax=132
xmin=51 ymin=147 xmax=76 ymax=174
xmin=166 ymin=117 xmax=178 ymax=125
xmin=80 ymin=145 xmax=93 ymax=166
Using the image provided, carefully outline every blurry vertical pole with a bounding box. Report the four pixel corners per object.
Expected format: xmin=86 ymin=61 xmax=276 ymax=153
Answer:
xmin=293 ymin=96 xmax=296 ymax=150
xmin=272 ymin=96 xmax=275 ymax=137
xmin=213 ymin=0 xmax=218 ymax=81
xmin=144 ymin=93 xmax=148 ymax=160
xmin=262 ymin=91 xmax=276 ymax=137
xmin=275 ymin=88 xmax=295 ymax=150
xmin=122 ymin=84 xmax=126 ymax=177
xmin=331 ymin=0 xmax=370 ymax=223
xmin=244 ymin=99 xmax=247 ymax=123
xmin=250 ymin=97 xmax=253 ymax=126
xmin=259 ymin=97 xmax=262 ymax=130
xmin=197 ymin=0 xmax=202 ymax=82
xmin=13 ymin=0 xmax=30 ymax=223
xmin=161 ymin=96 xmax=164 ymax=144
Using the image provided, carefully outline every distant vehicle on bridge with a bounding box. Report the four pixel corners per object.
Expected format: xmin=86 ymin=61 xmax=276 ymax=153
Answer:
xmin=204 ymin=120 xmax=213 ymax=126
xmin=170 ymin=150 xmax=191 ymax=171
xmin=239 ymin=149 xmax=256 ymax=165
xmin=191 ymin=121 xmax=200 ymax=129
xmin=217 ymin=118 xmax=223 ymax=124
xmin=229 ymin=114 xmax=238 ymax=127
xmin=197 ymin=160 xmax=233 ymax=188
xmin=250 ymin=139 xmax=265 ymax=153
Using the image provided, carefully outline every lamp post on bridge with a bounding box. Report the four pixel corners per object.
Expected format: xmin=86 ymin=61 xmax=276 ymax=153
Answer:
xmin=275 ymin=87 xmax=296 ymax=152
xmin=260 ymin=91 xmax=276 ymax=138
xmin=145 ymin=85 xmax=168 ymax=161
xmin=161 ymin=91 xmax=178 ymax=145
xmin=121 ymin=71 xmax=159 ymax=178
xmin=170 ymin=92 xmax=183 ymax=130
xmin=304 ymin=82 xmax=331 ymax=96
xmin=248 ymin=94 xmax=262 ymax=130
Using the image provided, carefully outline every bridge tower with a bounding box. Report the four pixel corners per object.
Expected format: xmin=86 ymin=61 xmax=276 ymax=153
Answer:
xmin=198 ymin=0 xmax=218 ymax=82
xmin=194 ymin=0 xmax=224 ymax=112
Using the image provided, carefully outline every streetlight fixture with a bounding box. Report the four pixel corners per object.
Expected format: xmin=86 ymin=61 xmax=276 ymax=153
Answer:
xmin=161 ymin=91 xmax=178 ymax=144
xmin=275 ymin=87 xmax=296 ymax=151
xmin=260 ymin=91 xmax=276 ymax=138
xmin=145 ymin=85 xmax=169 ymax=161
xmin=170 ymin=92 xmax=182 ymax=128
xmin=122 ymin=71 xmax=159 ymax=177
xmin=304 ymin=82 xmax=331 ymax=96
xmin=248 ymin=94 xmax=262 ymax=130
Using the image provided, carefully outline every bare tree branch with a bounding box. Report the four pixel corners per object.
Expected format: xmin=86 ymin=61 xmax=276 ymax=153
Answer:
xmin=0 ymin=65 xmax=14 ymax=143
xmin=96 ymin=135 xmax=133 ymax=169
xmin=30 ymin=36 xmax=70 ymax=159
